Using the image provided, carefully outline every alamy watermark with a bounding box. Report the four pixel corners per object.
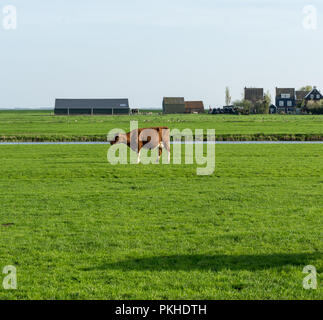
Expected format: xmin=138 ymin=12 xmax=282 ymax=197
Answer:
xmin=2 ymin=4 xmax=17 ymax=30
xmin=2 ymin=265 xmax=17 ymax=290
xmin=303 ymin=5 xmax=317 ymax=30
xmin=303 ymin=265 xmax=318 ymax=290
xmin=0 ymin=4 xmax=320 ymax=31
xmin=107 ymin=121 xmax=216 ymax=176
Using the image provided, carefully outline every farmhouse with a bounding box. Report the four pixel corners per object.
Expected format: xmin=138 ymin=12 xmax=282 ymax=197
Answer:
xmin=274 ymin=87 xmax=323 ymax=113
xmin=185 ymin=101 xmax=205 ymax=114
xmin=304 ymin=87 xmax=323 ymax=102
xmin=54 ymin=99 xmax=130 ymax=115
xmin=275 ymin=88 xmax=296 ymax=113
xmin=163 ymin=97 xmax=186 ymax=114
xmin=296 ymin=88 xmax=323 ymax=107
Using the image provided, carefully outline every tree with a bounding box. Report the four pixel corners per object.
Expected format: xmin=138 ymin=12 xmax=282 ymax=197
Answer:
xmin=225 ymin=87 xmax=231 ymax=106
xmin=254 ymin=100 xmax=268 ymax=114
xmin=263 ymin=91 xmax=271 ymax=114
xmin=299 ymin=85 xmax=313 ymax=91
xmin=264 ymin=91 xmax=272 ymax=105
xmin=233 ymin=99 xmax=252 ymax=114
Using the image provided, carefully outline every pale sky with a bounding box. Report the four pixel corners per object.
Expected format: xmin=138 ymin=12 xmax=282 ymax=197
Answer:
xmin=0 ymin=0 xmax=322 ymax=109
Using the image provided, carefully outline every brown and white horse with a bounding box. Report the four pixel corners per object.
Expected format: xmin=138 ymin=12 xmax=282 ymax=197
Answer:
xmin=110 ymin=127 xmax=171 ymax=164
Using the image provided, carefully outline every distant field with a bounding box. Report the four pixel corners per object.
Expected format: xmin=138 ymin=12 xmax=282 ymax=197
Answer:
xmin=1 ymin=110 xmax=323 ymax=141
xmin=0 ymin=144 xmax=322 ymax=299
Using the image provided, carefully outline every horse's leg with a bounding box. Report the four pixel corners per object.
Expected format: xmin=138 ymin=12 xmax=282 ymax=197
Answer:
xmin=137 ymin=150 xmax=141 ymax=164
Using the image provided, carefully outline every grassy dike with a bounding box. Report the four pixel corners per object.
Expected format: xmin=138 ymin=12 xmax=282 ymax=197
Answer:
xmin=1 ymin=133 xmax=323 ymax=142
xmin=1 ymin=111 xmax=323 ymax=142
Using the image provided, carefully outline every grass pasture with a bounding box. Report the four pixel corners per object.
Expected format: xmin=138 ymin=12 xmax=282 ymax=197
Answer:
xmin=1 ymin=111 xmax=323 ymax=141
xmin=0 ymin=143 xmax=322 ymax=300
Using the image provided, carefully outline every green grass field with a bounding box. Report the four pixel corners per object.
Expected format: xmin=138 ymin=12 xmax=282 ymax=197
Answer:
xmin=0 ymin=144 xmax=322 ymax=299
xmin=1 ymin=111 xmax=323 ymax=141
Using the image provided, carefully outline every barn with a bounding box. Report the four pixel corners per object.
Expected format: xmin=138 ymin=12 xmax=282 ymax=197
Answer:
xmin=54 ymin=99 xmax=130 ymax=115
xmin=244 ymin=88 xmax=264 ymax=103
xmin=163 ymin=97 xmax=186 ymax=114
xmin=185 ymin=101 xmax=205 ymax=114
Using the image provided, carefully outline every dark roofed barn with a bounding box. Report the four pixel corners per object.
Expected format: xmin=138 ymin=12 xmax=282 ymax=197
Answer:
xmin=163 ymin=97 xmax=186 ymax=114
xmin=244 ymin=88 xmax=264 ymax=102
xmin=185 ymin=101 xmax=205 ymax=114
xmin=54 ymin=99 xmax=130 ymax=115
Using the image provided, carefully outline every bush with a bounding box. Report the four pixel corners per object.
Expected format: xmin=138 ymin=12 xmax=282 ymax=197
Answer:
xmin=233 ymin=100 xmax=252 ymax=114
xmin=233 ymin=98 xmax=269 ymax=115
xmin=306 ymin=100 xmax=323 ymax=114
